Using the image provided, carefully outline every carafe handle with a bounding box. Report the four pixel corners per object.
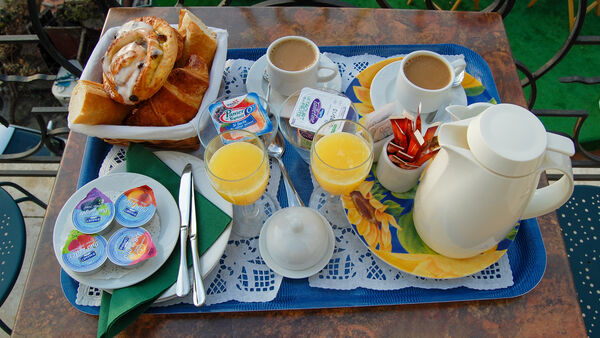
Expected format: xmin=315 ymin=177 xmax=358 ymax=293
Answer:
xmin=522 ymin=133 xmax=575 ymax=219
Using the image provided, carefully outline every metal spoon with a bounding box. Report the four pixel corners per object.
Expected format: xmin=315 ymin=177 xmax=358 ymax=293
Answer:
xmin=268 ymin=132 xmax=304 ymax=207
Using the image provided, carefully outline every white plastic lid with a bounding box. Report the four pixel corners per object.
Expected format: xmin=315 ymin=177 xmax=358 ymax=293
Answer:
xmin=259 ymin=207 xmax=334 ymax=279
xmin=467 ymin=104 xmax=547 ymax=177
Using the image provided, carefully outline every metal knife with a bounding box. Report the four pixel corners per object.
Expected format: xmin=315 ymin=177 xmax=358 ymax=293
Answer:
xmin=189 ymin=170 xmax=206 ymax=306
xmin=176 ymin=163 xmax=192 ymax=297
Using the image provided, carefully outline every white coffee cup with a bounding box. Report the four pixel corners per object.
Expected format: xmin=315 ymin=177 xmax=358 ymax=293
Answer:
xmin=266 ymin=36 xmax=338 ymax=97
xmin=395 ymin=50 xmax=466 ymax=114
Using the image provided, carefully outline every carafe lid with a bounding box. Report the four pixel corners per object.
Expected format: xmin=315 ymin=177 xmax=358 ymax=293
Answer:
xmin=467 ymin=104 xmax=547 ymax=177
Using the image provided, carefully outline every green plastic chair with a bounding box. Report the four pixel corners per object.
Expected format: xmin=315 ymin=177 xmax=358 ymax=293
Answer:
xmin=0 ymin=182 xmax=46 ymax=335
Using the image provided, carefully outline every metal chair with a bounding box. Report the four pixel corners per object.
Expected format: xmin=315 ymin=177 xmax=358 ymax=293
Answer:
xmin=528 ymin=0 xmax=599 ymax=30
xmin=424 ymin=0 xmax=516 ymax=18
xmin=26 ymin=0 xmax=83 ymax=77
xmin=515 ymin=57 xmax=600 ymax=181
xmin=0 ymin=182 xmax=46 ymax=335
xmin=556 ymin=184 xmax=600 ymax=337
xmin=0 ymin=112 xmax=68 ymax=177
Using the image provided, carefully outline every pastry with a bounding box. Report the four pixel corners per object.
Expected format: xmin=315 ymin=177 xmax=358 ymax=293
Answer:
xmin=68 ymin=80 xmax=133 ymax=125
xmin=102 ymin=16 xmax=183 ymax=105
xmin=124 ymin=54 xmax=210 ymax=127
xmin=177 ymin=9 xmax=218 ymax=67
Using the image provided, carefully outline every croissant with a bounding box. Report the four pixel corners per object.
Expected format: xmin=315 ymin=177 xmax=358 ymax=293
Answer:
xmin=124 ymin=54 xmax=210 ymax=127
xmin=102 ymin=16 xmax=183 ymax=105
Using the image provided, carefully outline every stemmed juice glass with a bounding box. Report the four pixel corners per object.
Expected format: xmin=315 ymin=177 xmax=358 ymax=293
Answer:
xmin=309 ymin=119 xmax=374 ymax=223
xmin=204 ymin=129 xmax=278 ymax=237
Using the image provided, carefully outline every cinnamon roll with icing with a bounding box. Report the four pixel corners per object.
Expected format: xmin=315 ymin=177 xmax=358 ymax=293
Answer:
xmin=102 ymin=16 xmax=183 ymax=105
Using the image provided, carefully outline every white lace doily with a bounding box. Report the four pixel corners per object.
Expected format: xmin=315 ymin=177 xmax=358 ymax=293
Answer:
xmin=75 ymin=53 xmax=513 ymax=309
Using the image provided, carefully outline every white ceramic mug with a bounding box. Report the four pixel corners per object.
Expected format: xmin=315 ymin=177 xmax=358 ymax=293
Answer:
xmin=395 ymin=50 xmax=466 ymax=114
xmin=266 ymin=36 xmax=338 ymax=97
xmin=375 ymin=136 xmax=426 ymax=193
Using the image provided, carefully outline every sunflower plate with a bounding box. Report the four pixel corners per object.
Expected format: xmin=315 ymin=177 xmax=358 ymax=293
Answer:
xmin=345 ymin=57 xmax=497 ymax=120
xmin=342 ymin=57 xmax=513 ymax=279
xmin=341 ymin=166 xmax=519 ymax=279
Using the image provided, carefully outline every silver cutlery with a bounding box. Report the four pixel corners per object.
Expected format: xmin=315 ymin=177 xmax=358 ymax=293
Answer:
xmin=263 ymin=72 xmax=300 ymax=207
xmin=267 ymin=132 xmax=303 ymax=207
xmin=176 ymin=163 xmax=192 ymax=297
xmin=188 ymin=170 xmax=206 ymax=306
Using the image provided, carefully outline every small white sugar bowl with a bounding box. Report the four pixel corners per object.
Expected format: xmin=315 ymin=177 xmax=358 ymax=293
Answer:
xmin=259 ymin=207 xmax=335 ymax=279
xmin=376 ymin=137 xmax=426 ymax=193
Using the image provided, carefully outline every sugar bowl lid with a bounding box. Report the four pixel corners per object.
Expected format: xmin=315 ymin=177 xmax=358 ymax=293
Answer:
xmin=259 ymin=207 xmax=335 ymax=279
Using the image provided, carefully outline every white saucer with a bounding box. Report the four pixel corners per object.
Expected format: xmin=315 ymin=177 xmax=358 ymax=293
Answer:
xmin=258 ymin=207 xmax=335 ymax=279
xmin=246 ymin=54 xmax=342 ymax=118
xmin=370 ymin=60 xmax=467 ymax=118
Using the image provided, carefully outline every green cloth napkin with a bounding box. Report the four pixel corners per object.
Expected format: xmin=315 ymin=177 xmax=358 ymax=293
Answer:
xmin=97 ymin=143 xmax=232 ymax=338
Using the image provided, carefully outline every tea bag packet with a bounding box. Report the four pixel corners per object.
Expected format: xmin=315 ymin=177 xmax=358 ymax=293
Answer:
xmin=362 ymin=102 xmax=397 ymax=143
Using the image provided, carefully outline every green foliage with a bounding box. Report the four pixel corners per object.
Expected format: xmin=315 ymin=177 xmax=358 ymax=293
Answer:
xmin=0 ymin=0 xmax=103 ymax=75
xmin=0 ymin=0 xmax=47 ymax=76
xmin=0 ymin=0 xmax=29 ymax=36
xmin=55 ymin=0 xmax=105 ymax=30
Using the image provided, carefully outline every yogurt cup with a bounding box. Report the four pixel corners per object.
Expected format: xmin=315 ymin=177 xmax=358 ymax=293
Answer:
xmin=107 ymin=227 xmax=157 ymax=268
xmin=62 ymin=230 xmax=108 ymax=275
xmin=115 ymin=185 xmax=157 ymax=228
xmin=72 ymin=187 xmax=115 ymax=235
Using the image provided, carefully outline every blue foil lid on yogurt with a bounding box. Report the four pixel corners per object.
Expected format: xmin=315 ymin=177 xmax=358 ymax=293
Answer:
xmin=72 ymin=188 xmax=115 ymax=234
xmin=107 ymin=227 xmax=157 ymax=267
xmin=115 ymin=185 xmax=157 ymax=228
xmin=62 ymin=230 xmax=107 ymax=274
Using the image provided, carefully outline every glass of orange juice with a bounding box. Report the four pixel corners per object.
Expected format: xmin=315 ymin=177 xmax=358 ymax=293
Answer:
xmin=204 ymin=130 xmax=278 ymax=237
xmin=309 ymin=119 xmax=374 ymax=223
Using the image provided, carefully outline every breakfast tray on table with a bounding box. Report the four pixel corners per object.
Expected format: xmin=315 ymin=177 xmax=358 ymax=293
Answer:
xmin=61 ymin=44 xmax=546 ymax=314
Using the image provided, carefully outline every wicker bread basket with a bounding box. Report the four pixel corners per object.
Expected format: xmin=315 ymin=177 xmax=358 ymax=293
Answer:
xmin=103 ymin=136 xmax=201 ymax=151
xmin=69 ymin=25 xmax=228 ymax=151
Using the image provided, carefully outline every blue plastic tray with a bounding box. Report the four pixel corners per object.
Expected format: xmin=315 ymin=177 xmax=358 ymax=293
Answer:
xmin=61 ymin=44 xmax=546 ymax=315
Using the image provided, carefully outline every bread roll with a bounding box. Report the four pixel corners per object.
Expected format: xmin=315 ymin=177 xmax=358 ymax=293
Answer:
xmin=102 ymin=16 xmax=183 ymax=105
xmin=177 ymin=9 xmax=217 ymax=67
xmin=68 ymin=80 xmax=133 ymax=125
xmin=125 ymin=55 xmax=210 ymax=127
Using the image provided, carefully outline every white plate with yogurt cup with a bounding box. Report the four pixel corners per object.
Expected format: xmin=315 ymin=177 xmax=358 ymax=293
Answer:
xmin=53 ymin=172 xmax=180 ymax=290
